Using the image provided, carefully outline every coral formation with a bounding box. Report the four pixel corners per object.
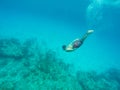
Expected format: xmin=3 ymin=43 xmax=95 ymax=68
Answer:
xmin=0 ymin=38 xmax=23 ymax=59
xmin=0 ymin=38 xmax=120 ymax=90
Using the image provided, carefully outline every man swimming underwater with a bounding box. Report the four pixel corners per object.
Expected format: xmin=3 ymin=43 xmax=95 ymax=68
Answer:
xmin=62 ymin=30 xmax=94 ymax=52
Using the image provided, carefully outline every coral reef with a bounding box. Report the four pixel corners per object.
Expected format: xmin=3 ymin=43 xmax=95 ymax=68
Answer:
xmin=0 ymin=38 xmax=23 ymax=59
xmin=0 ymin=38 xmax=120 ymax=90
xmin=76 ymin=70 xmax=120 ymax=90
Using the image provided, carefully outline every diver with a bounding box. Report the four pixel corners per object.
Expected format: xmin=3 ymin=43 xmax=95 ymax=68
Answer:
xmin=62 ymin=30 xmax=94 ymax=52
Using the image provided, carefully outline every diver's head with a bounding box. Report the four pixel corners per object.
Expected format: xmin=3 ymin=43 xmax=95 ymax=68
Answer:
xmin=62 ymin=45 xmax=66 ymax=50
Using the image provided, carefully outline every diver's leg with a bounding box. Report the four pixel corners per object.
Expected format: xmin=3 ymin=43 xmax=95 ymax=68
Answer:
xmin=80 ymin=30 xmax=94 ymax=42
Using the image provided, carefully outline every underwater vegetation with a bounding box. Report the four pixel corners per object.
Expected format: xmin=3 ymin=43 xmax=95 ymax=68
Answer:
xmin=0 ymin=38 xmax=120 ymax=90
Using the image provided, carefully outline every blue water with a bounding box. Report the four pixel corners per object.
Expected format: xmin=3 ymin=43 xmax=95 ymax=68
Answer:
xmin=0 ymin=0 xmax=120 ymax=72
xmin=0 ymin=0 xmax=120 ymax=89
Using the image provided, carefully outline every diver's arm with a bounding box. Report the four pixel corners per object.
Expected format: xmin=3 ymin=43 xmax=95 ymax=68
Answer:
xmin=65 ymin=44 xmax=74 ymax=52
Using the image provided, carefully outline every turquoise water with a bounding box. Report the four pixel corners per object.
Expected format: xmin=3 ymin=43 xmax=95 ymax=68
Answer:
xmin=0 ymin=0 xmax=120 ymax=89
